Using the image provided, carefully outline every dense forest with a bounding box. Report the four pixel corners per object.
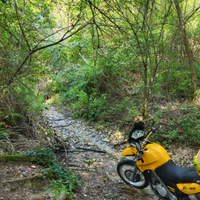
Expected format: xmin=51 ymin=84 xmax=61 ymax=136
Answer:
xmin=1 ymin=0 xmax=200 ymax=136
xmin=0 ymin=0 xmax=200 ymax=198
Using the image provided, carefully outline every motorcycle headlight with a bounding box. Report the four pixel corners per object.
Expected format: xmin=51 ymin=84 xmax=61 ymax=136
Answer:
xmin=131 ymin=130 xmax=145 ymax=140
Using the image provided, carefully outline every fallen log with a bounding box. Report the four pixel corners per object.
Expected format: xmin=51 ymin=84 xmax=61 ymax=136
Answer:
xmin=52 ymin=118 xmax=67 ymax=121
xmin=2 ymin=173 xmax=56 ymax=184
xmin=51 ymin=122 xmax=76 ymax=128
xmin=75 ymin=145 xmax=106 ymax=153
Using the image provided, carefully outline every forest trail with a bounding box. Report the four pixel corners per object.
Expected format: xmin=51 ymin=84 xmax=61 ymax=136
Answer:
xmin=42 ymin=105 xmax=157 ymax=200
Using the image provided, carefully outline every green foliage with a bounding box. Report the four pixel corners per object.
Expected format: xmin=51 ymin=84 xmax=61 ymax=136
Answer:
xmin=53 ymin=61 xmax=110 ymax=121
xmin=49 ymin=0 xmax=200 ymax=124
xmin=14 ymin=77 xmax=48 ymax=113
xmin=0 ymin=0 xmax=86 ymax=122
xmin=27 ymin=93 xmax=47 ymax=112
xmin=1 ymin=0 xmax=199 ymax=142
xmin=50 ymin=32 xmax=143 ymax=122
xmin=4 ymin=111 xmax=24 ymax=126
xmin=153 ymin=62 xmax=194 ymax=99
xmin=179 ymin=106 xmax=200 ymax=144
xmin=0 ymin=126 xmax=9 ymax=139
xmin=20 ymin=148 xmax=80 ymax=200
xmin=151 ymin=104 xmax=200 ymax=147
xmin=44 ymin=179 xmax=74 ymax=200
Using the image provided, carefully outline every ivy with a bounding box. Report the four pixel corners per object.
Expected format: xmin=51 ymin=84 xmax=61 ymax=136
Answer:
xmin=20 ymin=148 xmax=81 ymax=200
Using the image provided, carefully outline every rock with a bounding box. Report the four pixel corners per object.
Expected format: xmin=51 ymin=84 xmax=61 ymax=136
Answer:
xmin=89 ymin=133 xmax=95 ymax=137
xmin=41 ymin=106 xmax=158 ymax=200
xmin=102 ymin=138 xmax=110 ymax=142
xmin=57 ymin=191 xmax=68 ymax=200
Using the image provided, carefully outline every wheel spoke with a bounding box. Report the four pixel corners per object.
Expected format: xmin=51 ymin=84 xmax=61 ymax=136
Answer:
xmin=117 ymin=159 xmax=148 ymax=189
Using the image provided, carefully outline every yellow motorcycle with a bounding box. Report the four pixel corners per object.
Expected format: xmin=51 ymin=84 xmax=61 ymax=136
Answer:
xmin=117 ymin=121 xmax=200 ymax=200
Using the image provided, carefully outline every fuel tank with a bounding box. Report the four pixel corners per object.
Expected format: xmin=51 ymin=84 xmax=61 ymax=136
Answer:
xmin=121 ymin=142 xmax=171 ymax=172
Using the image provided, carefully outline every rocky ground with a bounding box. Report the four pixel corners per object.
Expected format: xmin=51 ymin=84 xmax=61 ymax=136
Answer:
xmin=42 ymin=105 xmax=199 ymax=200
xmin=42 ymin=105 xmax=156 ymax=200
xmin=0 ymin=104 xmax=199 ymax=200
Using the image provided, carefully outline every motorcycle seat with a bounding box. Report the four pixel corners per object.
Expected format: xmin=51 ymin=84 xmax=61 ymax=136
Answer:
xmin=155 ymin=160 xmax=200 ymax=183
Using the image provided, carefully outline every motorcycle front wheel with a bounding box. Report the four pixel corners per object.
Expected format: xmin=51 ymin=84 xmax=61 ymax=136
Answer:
xmin=117 ymin=159 xmax=148 ymax=189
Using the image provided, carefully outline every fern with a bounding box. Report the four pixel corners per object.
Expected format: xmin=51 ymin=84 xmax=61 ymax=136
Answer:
xmin=0 ymin=127 xmax=9 ymax=139
xmin=4 ymin=112 xmax=24 ymax=126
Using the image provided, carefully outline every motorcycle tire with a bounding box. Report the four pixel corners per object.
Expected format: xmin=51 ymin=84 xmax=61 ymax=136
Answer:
xmin=117 ymin=159 xmax=148 ymax=189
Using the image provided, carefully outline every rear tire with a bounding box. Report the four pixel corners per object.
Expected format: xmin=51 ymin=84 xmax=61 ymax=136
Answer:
xmin=117 ymin=159 xmax=148 ymax=189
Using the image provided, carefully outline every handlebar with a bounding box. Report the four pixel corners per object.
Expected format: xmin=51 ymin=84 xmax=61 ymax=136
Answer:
xmin=153 ymin=125 xmax=160 ymax=132
xmin=143 ymin=124 xmax=160 ymax=146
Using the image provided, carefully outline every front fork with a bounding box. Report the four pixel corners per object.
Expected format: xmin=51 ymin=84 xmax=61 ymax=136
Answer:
xmin=130 ymin=164 xmax=138 ymax=181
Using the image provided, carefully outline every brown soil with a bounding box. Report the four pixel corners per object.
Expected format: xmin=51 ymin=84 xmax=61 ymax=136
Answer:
xmin=0 ymin=159 xmax=53 ymax=200
xmin=65 ymin=151 xmax=155 ymax=200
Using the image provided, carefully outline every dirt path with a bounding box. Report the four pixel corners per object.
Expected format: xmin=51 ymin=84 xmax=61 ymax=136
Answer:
xmin=0 ymin=103 xmax=197 ymax=200
xmin=42 ymin=106 xmax=157 ymax=200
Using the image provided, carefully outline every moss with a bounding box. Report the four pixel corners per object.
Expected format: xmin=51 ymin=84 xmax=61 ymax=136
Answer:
xmin=0 ymin=155 xmax=29 ymax=162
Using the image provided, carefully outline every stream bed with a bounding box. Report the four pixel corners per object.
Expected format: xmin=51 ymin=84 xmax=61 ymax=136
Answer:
xmin=43 ymin=105 xmax=157 ymax=200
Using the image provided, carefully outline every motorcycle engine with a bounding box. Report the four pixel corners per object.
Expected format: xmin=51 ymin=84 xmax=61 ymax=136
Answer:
xmin=151 ymin=171 xmax=178 ymax=200
xmin=189 ymin=193 xmax=200 ymax=199
xmin=151 ymin=171 xmax=171 ymax=199
xmin=153 ymin=182 xmax=168 ymax=197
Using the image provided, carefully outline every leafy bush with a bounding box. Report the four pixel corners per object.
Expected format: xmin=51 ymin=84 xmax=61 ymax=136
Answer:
xmin=151 ymin=104 xmax=200 ymax=147
xmin=179 ymin=106 xmax=200 ymax=145
xmin=153 ymin=63 xmax=194 ymax=99
xmin=52 ymin=63 xmax=110 ymax=121
xmin=4 ymin=111 xmax=24 ymax=126
xmin=20 ymin=148 xmax=80 ymax=199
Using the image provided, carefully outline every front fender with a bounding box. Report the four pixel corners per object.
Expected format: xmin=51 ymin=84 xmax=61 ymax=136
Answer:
xmin=121 ymin=146 xmax=137 ymax=156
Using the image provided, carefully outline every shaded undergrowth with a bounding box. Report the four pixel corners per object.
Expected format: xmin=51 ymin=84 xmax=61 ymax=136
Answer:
xmin=20 ymin=148 xmax=81 ymax=200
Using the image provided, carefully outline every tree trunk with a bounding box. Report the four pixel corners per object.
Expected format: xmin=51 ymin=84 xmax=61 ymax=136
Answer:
xmin=173 ymin=0 xmax=197 ymax=94
xmin=142 ymin=63 xmax=149 ymax=119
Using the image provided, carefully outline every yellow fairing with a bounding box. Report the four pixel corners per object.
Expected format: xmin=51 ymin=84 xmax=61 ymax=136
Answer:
xmin=121 ymin=147 xmax=136 ymax=156
xmin=177 ymin=183 xmax=200 ymax=195
xmin=121 ymin=143 xmax=171 ymax=172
